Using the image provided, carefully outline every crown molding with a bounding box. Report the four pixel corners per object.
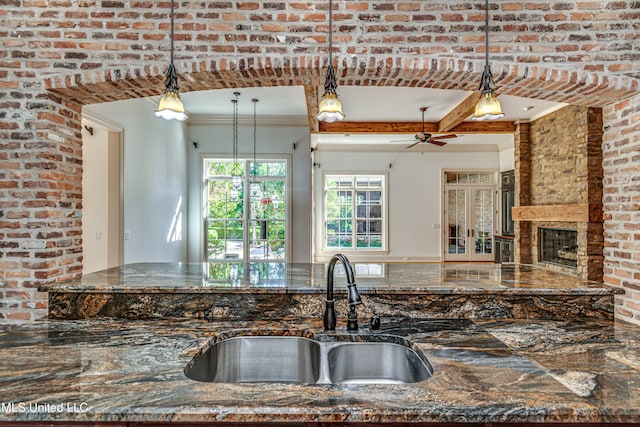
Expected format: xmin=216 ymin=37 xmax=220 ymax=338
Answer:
xmin=81 ymin=109 xmax=124 ymax=132
xmin=187 ymin=114 xmax=308 ymax=127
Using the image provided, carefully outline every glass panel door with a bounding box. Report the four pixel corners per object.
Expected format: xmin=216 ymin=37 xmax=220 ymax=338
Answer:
xmin=444 ymin=177 xmax=495 ymax=261
xmin=205 ymin=158 xmax=288 ymax=262
xmin=446 ymin=188 xmax=467 ymax=258
xmin=472 ymin=187 xmax=494 ymax=260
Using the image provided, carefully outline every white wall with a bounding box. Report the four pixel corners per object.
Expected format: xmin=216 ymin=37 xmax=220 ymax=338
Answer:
xmin=82 ymin=124 xmax=114 ymax=273
xmin=83 ymin=98 xmax=188 ymax=264
xmin=499 ymin=146 xmax=515 ymax=171
xmin=313 ymin=149 xmax=500 ymax=261
xmin=187 ymin=122 xmax=311 ymax=263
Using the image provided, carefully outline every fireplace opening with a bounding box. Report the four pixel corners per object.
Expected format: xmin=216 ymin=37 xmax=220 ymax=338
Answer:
xmin=539 ymin=228 xmax=578 ymax=269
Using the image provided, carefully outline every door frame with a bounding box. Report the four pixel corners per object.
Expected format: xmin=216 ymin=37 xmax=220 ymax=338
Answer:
xmin=441 ymin=170 xmax=498 ymax=262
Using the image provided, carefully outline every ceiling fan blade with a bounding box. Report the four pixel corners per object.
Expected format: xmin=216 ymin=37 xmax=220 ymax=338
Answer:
xmin=432 ymin=134 xmax=457 ymax=140
xmin=428 ymin=140 xmax=448 ymax=147
xmin=405 ymin=140 xmax=421 ymax=149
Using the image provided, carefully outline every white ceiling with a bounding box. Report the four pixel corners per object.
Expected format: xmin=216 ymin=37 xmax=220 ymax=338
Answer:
xmin=181 ymin=86 xmax=308 ymax=116
xmin=172 ymin=85 xmax=566 ymax=150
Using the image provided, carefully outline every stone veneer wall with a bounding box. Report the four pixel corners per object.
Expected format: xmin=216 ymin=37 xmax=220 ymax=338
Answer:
xmin=0 ymin=1 xmax=638 ymax=323
xmin=515 ymin=105 xmax=604 ymax=281
xmin=516 ymin=106 xmax=604 ymax=281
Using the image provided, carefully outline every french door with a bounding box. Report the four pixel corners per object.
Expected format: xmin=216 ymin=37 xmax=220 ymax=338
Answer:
xmin=444 ymin=173 xmax=496 ymax=262
xmin=204 ymin=158 xmax=288 ymax=262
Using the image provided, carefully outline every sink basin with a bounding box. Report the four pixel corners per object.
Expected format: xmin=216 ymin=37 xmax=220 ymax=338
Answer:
xmin=327 ymin=342 xmax=431 ymax=384
xmin=185 ymin=336 xmax=321 ymax=383
xmin=185 ymin=335 xmax=432 ymax=384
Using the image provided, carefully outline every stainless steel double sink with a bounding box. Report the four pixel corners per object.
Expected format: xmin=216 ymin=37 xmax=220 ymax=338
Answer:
xmin=185 ymin=336 xmax=432 ymax=385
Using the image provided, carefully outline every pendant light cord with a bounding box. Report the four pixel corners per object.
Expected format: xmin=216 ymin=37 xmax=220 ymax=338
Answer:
xmin=170 ymin=0 xmax=175 ymax=66
xmin=478 ymin=0 xmax=493 ymax=92
xmin=232 ymin=92 xmax=239 ymax=166
xmin=484 ymin=0 xmax=489 ymax=69
xmin=328 ymin=0 xmax=333 ymax=66
xmin=252 ymin=99 xmax=258 ymax=176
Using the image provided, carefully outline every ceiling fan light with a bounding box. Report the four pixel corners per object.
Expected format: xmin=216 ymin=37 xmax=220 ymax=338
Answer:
xmin=317 ymin=92 xmax=345 ymax=123
xmin=155 ymin=91 xmax=188 ymax=121
xmin=473 ymin=91 xmax=504 ymax=121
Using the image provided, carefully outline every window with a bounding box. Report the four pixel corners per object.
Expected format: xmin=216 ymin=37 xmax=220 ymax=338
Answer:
xmin=324 ymin=174 xmax=386 ymax=251
xmin=204 ymin=158 xmax=288 ymax=261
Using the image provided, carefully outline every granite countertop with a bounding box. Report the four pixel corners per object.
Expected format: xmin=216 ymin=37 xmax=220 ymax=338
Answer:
xmin=40 ymin=262 xmax=621 ymax=296
xmin=1 ymin=316 xmax=639 ymax=424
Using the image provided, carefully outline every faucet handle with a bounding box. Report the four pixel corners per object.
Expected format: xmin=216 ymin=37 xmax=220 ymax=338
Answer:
xmin=346 ymin=304 xmax=359 ymax=331
xmin=369 ymin=314 xmax=381 ymax=330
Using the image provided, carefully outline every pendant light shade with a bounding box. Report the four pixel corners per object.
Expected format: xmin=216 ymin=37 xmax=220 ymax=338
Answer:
xmin=317 ymin=0 xmax=344 ymax=123
xmin=317 ymin=75 xmax=345 ymax=123
xmin=155 ymin=0 xmax=188 ymax=122
xmin=473 ymin=0 xmax=504 ymax=121
xmin=474 ymin=88 xmax=504 ymax=121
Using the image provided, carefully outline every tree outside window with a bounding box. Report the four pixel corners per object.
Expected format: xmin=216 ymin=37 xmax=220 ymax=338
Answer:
xmin=205 ymin=159 xmax=287 ymax=261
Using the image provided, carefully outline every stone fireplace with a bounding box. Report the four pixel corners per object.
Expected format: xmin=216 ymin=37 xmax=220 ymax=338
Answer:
xmin=512 ymin=106 xmax=604 ymax=282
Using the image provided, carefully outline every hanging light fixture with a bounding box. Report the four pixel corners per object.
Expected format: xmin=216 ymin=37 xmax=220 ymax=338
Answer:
xmin=317 ymin=0 xmax=344 ymax=123
xmin=249 ymin=98 xmax=261 ymax=199
xmin=154 ymin=0 xmax=188 ymax=121
xmin=473 ymin=0 xmax=505 ymax=121
xmin=229 ymin=92 xmax=242 ymax=201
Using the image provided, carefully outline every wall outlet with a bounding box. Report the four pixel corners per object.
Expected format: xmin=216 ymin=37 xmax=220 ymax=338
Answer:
xmin=432 ymin=224 xmax=440 ymax=229
xmin=124 ymin=230 xmax=131 ymax=240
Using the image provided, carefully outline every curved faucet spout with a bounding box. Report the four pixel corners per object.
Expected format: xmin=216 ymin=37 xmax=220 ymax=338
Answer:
xmin=324 ymin=253 xmax=362 ymax=331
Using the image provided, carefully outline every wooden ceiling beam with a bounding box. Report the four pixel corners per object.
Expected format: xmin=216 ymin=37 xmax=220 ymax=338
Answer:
xmin=318 ymin=120 xmax=515 ymax=134
xmin=438 ymin=92 xmax=478 ymax=132
xmin=318 ymin=121 xmax=438 ymax=134
xmin=303 ymin=85 xmax=319 ymax=133
xmin=450 ymin=121 xmax=516 ymax=134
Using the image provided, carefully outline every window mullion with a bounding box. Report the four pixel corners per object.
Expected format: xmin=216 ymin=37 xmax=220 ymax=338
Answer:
xmin=243 ymin=160 xmax=250 ymax=261
xmin=351 ymin=188 xmax=357 ymax=250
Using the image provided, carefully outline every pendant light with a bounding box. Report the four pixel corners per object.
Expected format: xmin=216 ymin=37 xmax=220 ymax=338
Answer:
xmin=317 ymin=0 xmax=345 ymax=123
xmin=229 ymin=92 xmax=241 ymax=201
xmin=473 ymin=0 xmax=505 ymax=121
xmin=154 ymin=0 xmax=188 ymax=121
xmin=249 ymin=98 xmax=261 ymax=199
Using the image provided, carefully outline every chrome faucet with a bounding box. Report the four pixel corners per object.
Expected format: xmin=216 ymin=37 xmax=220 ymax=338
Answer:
xmin=324 ymin=253 xmax=362 ymax=331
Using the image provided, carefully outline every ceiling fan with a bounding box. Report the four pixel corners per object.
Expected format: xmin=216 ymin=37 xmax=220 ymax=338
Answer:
xmin=393 ymin=107 xmax=457 ymax=148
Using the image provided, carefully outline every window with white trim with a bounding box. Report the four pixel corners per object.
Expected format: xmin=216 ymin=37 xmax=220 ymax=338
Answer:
xmin=323 ymin=174 xmax=386 ymax=251
xmin=204 ymin=158 xmax=288 ymax=261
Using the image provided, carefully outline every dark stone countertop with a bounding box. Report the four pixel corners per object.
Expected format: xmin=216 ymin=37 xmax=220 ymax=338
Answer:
xmin=39 ymin=262 xmax=621 ymax=295
xmin=1 ymin=316 xmax=639 ymax=424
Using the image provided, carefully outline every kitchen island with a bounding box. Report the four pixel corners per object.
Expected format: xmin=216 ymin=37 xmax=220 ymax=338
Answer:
xmin=0 ymin=262 xmax=637 ymax=425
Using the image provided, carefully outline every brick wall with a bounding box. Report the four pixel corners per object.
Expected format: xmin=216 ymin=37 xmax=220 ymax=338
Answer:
xmin=0 ymin=1 xmax=639 ymax=323
xmin=603 ymin=93 xmax=640 ymax=325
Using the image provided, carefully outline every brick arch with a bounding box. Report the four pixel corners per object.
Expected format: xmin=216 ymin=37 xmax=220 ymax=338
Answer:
xmin=5 ymin=54 xmax=636 ymax=323
xmin=46 ymin=54 xmax=638 ymax=110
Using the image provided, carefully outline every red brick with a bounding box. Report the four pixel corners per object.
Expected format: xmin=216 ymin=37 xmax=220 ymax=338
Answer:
xmin=0 ymin=0 xmax=638 ymax=325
